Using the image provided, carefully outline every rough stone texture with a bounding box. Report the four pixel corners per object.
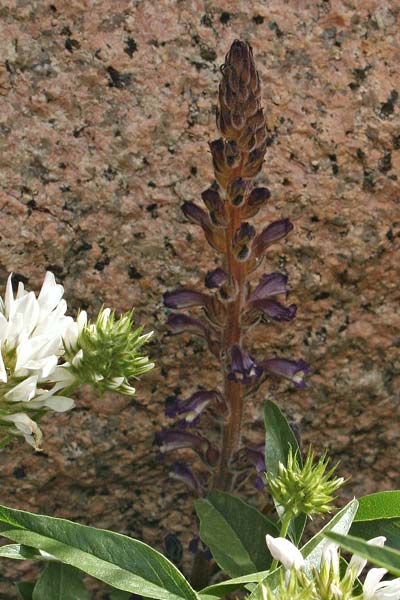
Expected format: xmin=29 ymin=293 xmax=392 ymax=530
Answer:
xmin=0 ymin=0 xmax=399 ymax=597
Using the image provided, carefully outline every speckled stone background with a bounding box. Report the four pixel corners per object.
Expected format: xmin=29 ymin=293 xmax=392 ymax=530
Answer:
xmin=0 ymin=0 xmax=399 ymax=597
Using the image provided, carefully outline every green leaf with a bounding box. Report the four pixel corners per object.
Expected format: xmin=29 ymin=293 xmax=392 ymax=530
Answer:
xmin=263 ymin=400 xmax=305 ymax=544
xmin=354 ymin=491 xmax=400 ymax=522
xmin=200 ymin=570 xmax=270 ymax=598
xmin=15 ymin=582 xmax=35 ymax=600
xmin=325 ymin=532 xmax=400 ymax=577
xmin=195 ymin=491 xmax=279 ymax=578
xmin=351 ymin=518 xmax=400 ymax=551
xmin=0 ymin=544 xmax=49 ymax=561
xmin=0 ymin=504 xmax=198 ymax=600
xmin=264 ymin=400 xmax=301 ymax=479
xmin=33 ymin=563 xmax=90 ymax=600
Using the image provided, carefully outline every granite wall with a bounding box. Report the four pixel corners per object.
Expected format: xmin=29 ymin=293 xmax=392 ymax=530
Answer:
xmin=0 ymin=0 xmax=399 ymax=597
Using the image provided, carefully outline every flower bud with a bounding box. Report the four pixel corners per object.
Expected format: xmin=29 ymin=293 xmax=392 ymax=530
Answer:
xmin=253 ymin=219 xmax=294 ymax=257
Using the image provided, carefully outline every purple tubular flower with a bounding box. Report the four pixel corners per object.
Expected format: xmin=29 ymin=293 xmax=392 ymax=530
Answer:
xmin=154 ymin=429 xmax=219 ymax=465
xmin=228 ymin=344 xmax=263 ymax=385
xmin=233 ymin=222 xmax=256 ymax=245
xmin=165 ymin=391 xmax=218 ymax=424
xmin=253 ymin=219 xmax=294 ymax=256
xmin=166 ymin=313 xmax=209 ymax=337
xmin=170 ymin=463 xmax=205 ymax=497
xmin=260 ymin=358 xmax=310 ymax=388
xmin=164 ymin=289 xmax=206 ymax=309
xmin=205 ymin=267 xmax=228 ymax=289
xmin=251 ymin=299 xmax=297 ymax=321
xmin=249 ymin=272 xmax=288 ymax=301
xmin=242 ymin=187 xmax=271 ymax=218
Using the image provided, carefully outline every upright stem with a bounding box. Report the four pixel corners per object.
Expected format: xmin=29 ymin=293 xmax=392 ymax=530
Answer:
xmin=214 ymin=188 xmax=246 ymax=491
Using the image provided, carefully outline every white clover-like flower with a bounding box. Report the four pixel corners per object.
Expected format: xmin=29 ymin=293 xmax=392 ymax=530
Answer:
xmin=363 ymin=567 xmax=400 ymax=599
xmin=0 ymin=272 xmax=75 ymax=448
xmin=266 ymin=534 xmax=305 ymax=571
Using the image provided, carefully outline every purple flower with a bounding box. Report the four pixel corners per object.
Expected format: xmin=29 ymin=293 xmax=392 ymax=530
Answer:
xmin=166 ymin=313 xmax=209 ymax=337
xmin=260 ymin=358 xmax=309 ymax=388
xmin=253 ymin=219 xmax=294 ymax=256
xmin=251 ymin=299 xmax=297 ymax=321
xmin=204 ymin=268 xmax=228 ymax=289
xmin=154 ymin=429 xmax=219 ymax=465
xmin=164 ymin=289 xmax=206 ymax=309
xmin=228 ymin=344 xmax=263 ymax=385
xmin=170 ymin=463 xmax=204 ymax=497
xmin=188 ymin=536 xmax=212 ymax=560
xmin=249 ymin=273 xmax=288 ymax=301
xmin=233 ymin=222 xmax=256 ymax=261
xmin=165 ymin=390 xmax=220 ymax=424
xmin=228 ymin=178 xmax=248 ymax=206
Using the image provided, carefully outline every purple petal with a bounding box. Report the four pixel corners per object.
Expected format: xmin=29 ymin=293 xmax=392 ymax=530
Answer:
xmin=249 ymin=272 xmax=288 ymax=301
xmin=164 ymin=289 xmax=206 ymax=309
xmin=228 ymin=344 xmax=263 ymax=385
xmin=154 ymin=429 xmax=218 ymax=465
xmin=228 ymin=178 xmax=248 ymax=206
xmin=155 ymin=429 xmax=208 ymax=454
xmin=245 ymin=446 xmax=266 ymax=474
xmin=254 ymin=474 xmax=266 ymax=490
xmin=205 ymin=268 xmax=228 ymax=289
xmin=182 ymin=202 xmax=210 ymax=227
xmin=170 ymin=463 xmax=204 ymax=497
xmin=233 ymin=222 xmax=256 ymax=245
xmin=260 ymin=358 xmax=309 ymax=388
xmin=165 ymin=391 xmax=218 ymax=424
xmin=247 ymin=187 xmax=270 ymax=207
xmin=251 ymin=299 xmax=297 ymax=321
xmin=253 ymin=219 xmax=294 ymax=256
xmin=166 ymin=313 xmax=209 ymax=337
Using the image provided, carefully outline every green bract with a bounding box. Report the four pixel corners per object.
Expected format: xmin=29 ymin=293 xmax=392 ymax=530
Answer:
xmin=266 ymin=447 xmax=345 ymax=519
xmin=64 ymin=308 xmax=154 ymax=396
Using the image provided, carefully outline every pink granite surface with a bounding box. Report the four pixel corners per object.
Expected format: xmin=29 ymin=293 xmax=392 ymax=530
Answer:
xmin=0 ymin=0 xmax=399 ymax=597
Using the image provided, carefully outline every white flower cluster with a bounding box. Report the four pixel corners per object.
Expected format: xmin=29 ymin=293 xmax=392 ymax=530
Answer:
xmin=265 ymin=534 xmax=400 ymax=599
xmin=0 ymin=272 xmax=77 ymax=449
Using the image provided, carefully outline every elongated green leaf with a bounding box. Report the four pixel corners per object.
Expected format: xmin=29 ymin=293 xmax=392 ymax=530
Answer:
xmin=0 ymin=544 xmax=49 ymax=561
xmin=351 ymin=518 xmax=400 ymax=550
xmin=354 ymin=491 xmax=400 ymax=522
xmin=16 ymin=582 xmax=35 ymax=600
xmin=33 ymin=563 xmax=90 ymax=600
xmin=264 ymin=400 xmax=300 ymax=478
xmin=196 ymin=491 xmax=278 ymax=578
xmin=200 ymin=570 xmax=270 ymax=597
xmin=0 ymin=505 xmax=198 ymax=600
xmin=263 ymin=400 xmax=305 ymax=544
xmin=326 ymin=532 xmax=400 ymax=577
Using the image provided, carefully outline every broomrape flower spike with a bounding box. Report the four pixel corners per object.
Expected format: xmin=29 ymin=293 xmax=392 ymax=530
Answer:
xmin=266 ymin=447 xmax=345 ymax=520
xmin=262 ymin=535 xmax=400 ymax=600
xmin=63 ymin=307 xmax=154 ymax=397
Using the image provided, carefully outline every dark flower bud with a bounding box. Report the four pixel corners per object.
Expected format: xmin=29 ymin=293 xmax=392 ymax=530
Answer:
xmin=228 ymin=178 xmax=248 ymax=206
xmin=253 ymin=219 xmax=294 ymax=257
xmin=201 ymin=187 xmax=227 ymax=225
xmin=259 ymin=358 xmax=310 ymax=388
xmin=164 ymin=533 xmax=183 ymax=566
xmin=228 ymin=344 xmax=263 ymax=385
xmin=164 ymin=289 xmax=206 ymax=309
xmin=233 ymin=222 xmax=256 ymax=261
xmin=245 ymin=445 xmax=267 ymax=490
xmin=205 ymin=267 xmax=228 ymax=289
xmin=209 ymin=138 xmax=226 ymax=174
xmin=251 ymin=299 xmax=297 ymax=322
xmin=242 ymin=187 xmax=270 ymax=218
xmin=182 ymin=202 xmax=209 ymax=227
xmin=170 ymin=463 xmax=204 ymax=497
xmin=249 ymin=273 xmax=288 ymax=301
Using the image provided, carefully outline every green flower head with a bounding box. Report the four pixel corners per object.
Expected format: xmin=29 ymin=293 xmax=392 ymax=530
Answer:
xmin=266 ymin=447 xmax=345 ymax=520
xmin=63 ymin=307 xmax=154 ymax=396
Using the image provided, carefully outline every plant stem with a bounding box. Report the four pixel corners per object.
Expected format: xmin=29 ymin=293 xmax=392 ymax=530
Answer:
xmin=270 ymin=512 xmax=293 ymax=572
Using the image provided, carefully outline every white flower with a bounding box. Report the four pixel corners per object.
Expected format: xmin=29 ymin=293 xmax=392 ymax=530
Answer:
xmin=2 ymin=412 xmax=42 ymax=450
xmin=363 ymin=567 xmax=400 ymax=599
xmin=266 ymin=535 xmax=305 ymax=570
xmin=348 ymin=536 xmax=387 ymax=578
xmin=321 ymin=541 xmax=340 ymax=576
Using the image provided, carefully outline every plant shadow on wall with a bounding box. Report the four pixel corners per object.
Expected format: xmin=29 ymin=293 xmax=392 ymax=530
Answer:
xmin=0 ymin=41 xmax=399 ymax=600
